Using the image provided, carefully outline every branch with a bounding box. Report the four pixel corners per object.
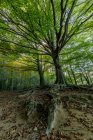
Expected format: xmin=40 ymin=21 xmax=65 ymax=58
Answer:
xmin=66 ymin=13 xmax=93 ymax=43
xmin=0 ymin=10 xmax=42 ymax=44
xmin=50 ymin=0 xmax=57 ymax=35
xmin=62 ymin=0 xmax=77 ymax=41
xmin=58 ymin=0 xmax=64 ymax=40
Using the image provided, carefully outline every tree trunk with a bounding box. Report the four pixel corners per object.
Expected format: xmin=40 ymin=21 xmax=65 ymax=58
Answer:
xmin=53 ymin=56 xmax=67 ymax=85
xmin=67 ymin=70 xmax=73 ymax=84
xmin=81 ymin=71 xmax=90 ymax=85
xmin=84 ymin=74 xmax=90 ymax=85
xmin=80 ymin=73 xmax=84 ymax=85
xmin=87 ymin=73 xmax=92 ymax=84
xmin=70 ymin=65 xmax=77 ymax=85
xmin=37 ymin=58 xmax=45 ymax=87
xmin=39 ymin=68 xmax=45 ymax=87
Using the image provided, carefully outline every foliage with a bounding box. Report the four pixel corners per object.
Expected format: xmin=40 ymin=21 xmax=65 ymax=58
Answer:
xmin=0 ymin=0 xmax=93 ymax=88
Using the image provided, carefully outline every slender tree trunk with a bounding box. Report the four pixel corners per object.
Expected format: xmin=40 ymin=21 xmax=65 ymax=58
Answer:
xmin=67 ymin=70 xmax=73 ymax=84
xmin=11 ymin=70 xmax=13 ymax=91
xmin=81 ymin=71 xmax=90 ymax=85
xmin=38 ymin=68 xmax=45 ymax=87
xmin=84 ymin=74 xmax=90 ymax=85
xmin=86 ymin=73 xmax=92 ymax=85
xmin=53 ymin=56 xmax=67 ymax=85
xmin=70 ymin=65 xmax=77 ymax=85
xmin=37 ymin=57 xmax=45 ymax=87
xmin=87 ymin=73 xmax=92 ymax=84
xmin=80 ymin=73 xmax=84 ymax=85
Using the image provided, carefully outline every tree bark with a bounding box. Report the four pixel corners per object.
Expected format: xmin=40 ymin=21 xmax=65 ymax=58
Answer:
xmin=70 ymin=65 xmax=77 ymax=85
xmin=80 ymin=73 xmax=84 ymax=85
xmin=84 ymin=74 xmax=90 ymax=85
xmin=37 ymin=59 xmax=45 ymax=87
xmin=67 ymin=70 xmax=73 ymax=84
xmin=53 ymin=56 xmax=67 ymax=85
xmin=39 ymin=68 xmax=45 ymax=87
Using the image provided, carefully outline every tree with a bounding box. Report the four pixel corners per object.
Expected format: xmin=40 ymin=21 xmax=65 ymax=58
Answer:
xmin=0 ymin=0 xmax=93 ymax=85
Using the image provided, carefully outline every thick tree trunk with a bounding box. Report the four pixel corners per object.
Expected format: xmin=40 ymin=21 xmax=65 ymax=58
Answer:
xmin=53 ymin=56 xmax=67 ymax=85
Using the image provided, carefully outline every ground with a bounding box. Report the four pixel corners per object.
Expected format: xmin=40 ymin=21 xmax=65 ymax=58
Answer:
xmin=0 ymin=89 xmax=93 ymax=140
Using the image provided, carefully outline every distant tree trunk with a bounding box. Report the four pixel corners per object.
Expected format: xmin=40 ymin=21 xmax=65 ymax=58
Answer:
xmin=84 ymin=74 xmax=90 ymax=85
xmin=38 ymin=67 xmax=45 ymax=87
xmin=67 ymin=70 xmax=73 ymax=84
xmin=70 ymin=65 xmax=77 ymax=85
xmin=80 ymin=73 xmax=84 ymax=85
xmin=87 ymin=73 xmax=92 ymax=84
xmin=53 ymin=56 xmax=67 ymax=85
xmin=37 ymin=57 xmax=45 ymax=87
xmin=11 ymin=70 xmax=13 ymax=91
xmin=86 ymin=73 xmax=92 ymax=85
xmin=81 ymin=71 xmax=90 ymax=85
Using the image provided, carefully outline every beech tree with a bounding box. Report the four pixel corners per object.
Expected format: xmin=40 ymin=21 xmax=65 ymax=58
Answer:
xmin=0 ymin=0 xmax=93 ymax=85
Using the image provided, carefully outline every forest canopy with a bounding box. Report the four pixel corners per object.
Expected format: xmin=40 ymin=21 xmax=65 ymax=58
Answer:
xmin=0 ymin=0 xmax=93 ymax=90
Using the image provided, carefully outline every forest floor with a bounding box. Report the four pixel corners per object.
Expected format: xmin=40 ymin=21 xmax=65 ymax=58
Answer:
xmin=0 ymin=89 xmax=93 ymax=140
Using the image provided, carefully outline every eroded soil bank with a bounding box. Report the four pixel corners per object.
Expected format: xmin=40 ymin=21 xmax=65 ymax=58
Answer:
xmin=0 ymin=89 xmax=93 ymax=140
